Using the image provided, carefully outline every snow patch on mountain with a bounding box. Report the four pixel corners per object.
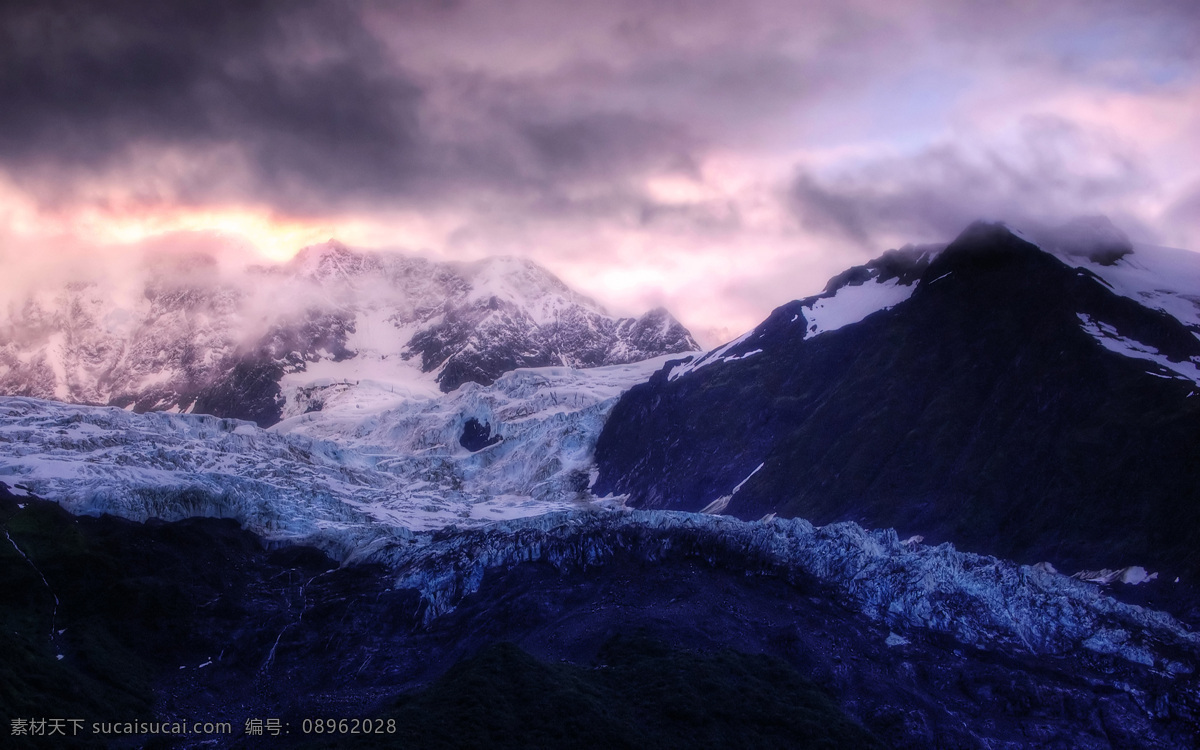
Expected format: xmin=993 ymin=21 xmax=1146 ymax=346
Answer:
xmin=1021 ymin=216 xmax=1200 ymax=334
xmin=802 ymin=278 xmax=916 ymax=339
xmin=667 ymin=245 xmax=932 ymax=381
xmin=1077 ymin=313 xmax=1200 ymax=384
xmin=1072 ymin=566 xmax=1160 ymax=586
xmin=1072 ymin=243 xmax=1200 ymax=333
xmin=701 ymin=462 xmax=763 ymax=515
xmin=666 ymin=330 xmax=750 ymax=381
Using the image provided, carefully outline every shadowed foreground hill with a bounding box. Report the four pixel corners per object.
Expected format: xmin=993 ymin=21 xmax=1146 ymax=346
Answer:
xmin=2 ymin=483 xmax=1197 ymax=748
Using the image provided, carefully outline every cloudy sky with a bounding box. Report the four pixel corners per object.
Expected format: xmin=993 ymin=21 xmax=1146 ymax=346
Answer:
xmin=2 ymin=0 xmax=1198 ymax=344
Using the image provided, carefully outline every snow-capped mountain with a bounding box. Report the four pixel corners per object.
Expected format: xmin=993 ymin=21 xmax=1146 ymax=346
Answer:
xmin=595 ymin=219 xmax=1200 ymax=582
xmin=7 ymin=217 xmax=1198 ymax=581
xmin=0 ymin=241 xmax=698 ymax=426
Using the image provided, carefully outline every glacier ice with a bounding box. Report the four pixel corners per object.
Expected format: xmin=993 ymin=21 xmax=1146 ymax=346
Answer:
xmin=0 ymin=355 xmax=677 ymax=556
xmin=382 ymin=510 xmax=1199 ymax=672
xmin=2 ymin=385 xmax=1198 ymax=674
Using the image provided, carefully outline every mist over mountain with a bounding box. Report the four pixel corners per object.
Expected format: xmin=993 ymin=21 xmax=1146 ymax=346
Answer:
xmin=0 ymin=241 xmax=698 ymax=426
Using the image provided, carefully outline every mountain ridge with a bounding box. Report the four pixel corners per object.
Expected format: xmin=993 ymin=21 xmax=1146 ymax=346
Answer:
xmin=0 ymin=242 xmax=699 ymax=426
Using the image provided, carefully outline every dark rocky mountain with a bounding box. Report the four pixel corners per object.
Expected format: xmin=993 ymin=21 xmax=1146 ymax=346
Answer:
xmin=404 ymin=295 xmax=693 ymax=393
xmin=594 ymin=221 xmax=1200 ymax=582
xmin=0 ymin=242 xmax=698 ymax=426
xmin=4 ymin=483 xmax=1197 ymax=748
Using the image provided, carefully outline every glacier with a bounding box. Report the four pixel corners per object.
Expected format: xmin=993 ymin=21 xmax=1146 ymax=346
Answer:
xmin=4 ymin=380 xmax=1198 ymax=675
xmin=0 ymin=355 xmax=679 ymax=558
xmin=382 ymin=511 xmax=1199 ymax=673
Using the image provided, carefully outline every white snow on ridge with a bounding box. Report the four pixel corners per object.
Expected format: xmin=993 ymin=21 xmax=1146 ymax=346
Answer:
xmin=456 ymin=256 xmax=609 ymax=326
xmin=666 ymin=330 xmax=751 ymax=380
xmin=700 ymin=462 xmax=763 ymax=515
xmin=803 ymin=278 xmax=916 ymax=339
xmin=724 ymin=349 xmax=762 ymax=362
xmin=1076 ymin=313 xmax=1200 ymax=385
xmin=0 ymin=355 xmax=675 ymax=557
xmin=1059 ymin=242 xmax=1200 ymax=332
xmin=669 ymin=276 xmax=919 ymax=382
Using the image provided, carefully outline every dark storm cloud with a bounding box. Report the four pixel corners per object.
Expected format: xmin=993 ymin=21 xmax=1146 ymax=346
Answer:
xmin=8 ymin=0 xmax=1192 ymax=224
xmin=0 ymin=0 xmax=702 ymax=214
xmin=0 ymin=1 xmax=430 ymax=206
xmin=788 ymin=116 xmax=1155 ymax=246
xmin=521 ymin=112 xmax=695 ymax=181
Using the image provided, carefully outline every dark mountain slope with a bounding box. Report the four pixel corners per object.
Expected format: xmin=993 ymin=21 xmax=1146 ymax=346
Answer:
xmin=594 ymin=222 xmax=1200 ymax=578
xmin=347 ymin=640 xmax=885 ymax=750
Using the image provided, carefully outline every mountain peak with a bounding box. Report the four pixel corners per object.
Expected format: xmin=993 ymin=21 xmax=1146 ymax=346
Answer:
xmin=597 ymin=216 xmax=1200 ymax=583
xmin=458 ymin=255 xmax=603 ymax=317
xmin=288 ymin=239 xmax=383 ymax=281
xmin=918 ymin=220 xmax=1060 ymax=284
xmin=936 ymin=217 xmax=1134 ymax=269
xmin=950 ymin=220 xmax=1036 ymax=250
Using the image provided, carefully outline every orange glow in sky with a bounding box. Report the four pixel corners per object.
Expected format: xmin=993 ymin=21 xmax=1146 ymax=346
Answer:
xmin=78 ymin=206 xmax=336 ymax=262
